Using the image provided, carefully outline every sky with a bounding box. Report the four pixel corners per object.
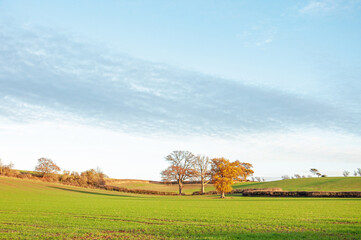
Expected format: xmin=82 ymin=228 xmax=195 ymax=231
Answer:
xmin=0 ymin=0 xmax=361 ymax=180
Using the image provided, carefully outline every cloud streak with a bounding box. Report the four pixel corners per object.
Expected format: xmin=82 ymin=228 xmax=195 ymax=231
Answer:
xmin=0 ymin=23 xmax=360 ymax=136
xmin=299 ymin=0 xmax=361 ymax=15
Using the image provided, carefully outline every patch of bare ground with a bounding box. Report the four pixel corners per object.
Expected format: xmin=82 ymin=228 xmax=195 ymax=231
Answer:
xmin=74 ymin=215 xmax=168 ymax=225
xmin=74 ymin=230 xmax=166 ymax=240
xmin=0 ymin=222 xmax=45 ymax=229
xmin=331 ymin=221 xmax=360 ymax=225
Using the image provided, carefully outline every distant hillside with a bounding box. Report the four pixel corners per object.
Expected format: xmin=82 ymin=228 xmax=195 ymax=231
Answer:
xmin=106 ymin=179 xmax=215 ymax=194
xmin=106 ymin=177 xmax=361 ymax=194
xmin=232 ymin=177 xmax=361 ymax=192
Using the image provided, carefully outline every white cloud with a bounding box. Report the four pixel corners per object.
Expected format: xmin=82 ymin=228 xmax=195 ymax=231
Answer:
xmin=299 ymin=0 xmax=361 ymax=15
xmin=237 ymin=23 xmax=277 ymax=48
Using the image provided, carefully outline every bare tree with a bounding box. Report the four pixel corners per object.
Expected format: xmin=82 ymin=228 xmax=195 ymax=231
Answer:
xmin=194 ymin=155 xmax=211 ymax=194
xmin=294 ymin=174 xmax=301 ymax=179
xmin=310 ymin=168 xmax=320 ymax=177
xmin=357 ymin=168 xmax=361 ymax=176
xmin=354 ymin=171 xmax=358 ymax=177
xmin=161 ymin=151 xmax=197 ymax=195
xmin=255 ymin=177 xmax=262 ymax=182
xmin=35 ymin=158 xmax=61 ymax=178
xmin=281 ymin=175 xmax=290 ymax=180
xmin=343 ymin=170 xmax=350 ymax=177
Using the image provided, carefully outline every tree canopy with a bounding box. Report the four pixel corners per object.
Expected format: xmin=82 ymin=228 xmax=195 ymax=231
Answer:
xmin=161 ymin=150 xmax=197 ymax=195
xmin=211 ymin=158 xmax=254 ymax=198
xmin=35 ymin=158 xmax=61 ymax=178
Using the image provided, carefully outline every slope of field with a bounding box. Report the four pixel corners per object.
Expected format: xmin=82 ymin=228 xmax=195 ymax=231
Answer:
xmin=106 ymin=177 xmax=361 ymax=194
xmin=233 ymin=177 xmax=361 ymax=191
xmin=1 ymin=176 xmax=361 ymax=239
xmin=106 ymin=179 xmax=215 ymax=194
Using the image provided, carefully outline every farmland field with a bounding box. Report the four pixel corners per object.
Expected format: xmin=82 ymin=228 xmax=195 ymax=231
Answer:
xmin=233 ymin=177 xmax=361 ymax=192
xmin=1 ymin=177 xmax=361 ymax=239
xmin=105 ymin=177 xmax=361 ymax=194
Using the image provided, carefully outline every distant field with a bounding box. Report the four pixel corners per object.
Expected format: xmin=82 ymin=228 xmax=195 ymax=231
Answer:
xmin=106 ymin=177 xmax=361 ymax=194
xmin=106 ymin=179 xmax=215 ymax=194
xmin=1 ymin=176 xmax=361 ymax=239
xmin=233 ymin=177 xmax=361 ymax=191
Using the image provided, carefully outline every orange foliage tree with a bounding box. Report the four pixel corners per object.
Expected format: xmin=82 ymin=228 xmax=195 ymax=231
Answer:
xmin=211 ymin=158 xmax=254 ymax=198
xmin=35 ymin=157 xmax=61 ymax=178
xmin=161 ymin=150 xmax=197 ymax=195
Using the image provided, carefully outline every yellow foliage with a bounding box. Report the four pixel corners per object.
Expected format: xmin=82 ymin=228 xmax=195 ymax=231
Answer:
xmin=211 ymin=158 xmax=254 ymax=198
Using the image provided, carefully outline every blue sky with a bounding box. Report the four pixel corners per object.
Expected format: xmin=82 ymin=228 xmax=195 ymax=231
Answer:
xmin=0 ymin=0 xmax=361 ymax=180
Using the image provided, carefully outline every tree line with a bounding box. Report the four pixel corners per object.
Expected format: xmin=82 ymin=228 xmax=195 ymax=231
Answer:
xmin=0 ymin=157 xmax=107 ymax=188
xmin=161 ymin=150 xmax=254 ymax=198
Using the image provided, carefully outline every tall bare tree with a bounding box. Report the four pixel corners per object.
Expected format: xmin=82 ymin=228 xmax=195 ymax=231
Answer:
xmin=194 ymin=155 xmax=211 ymax=194
xmin=161 ymin=150 xmax=196 ymax=195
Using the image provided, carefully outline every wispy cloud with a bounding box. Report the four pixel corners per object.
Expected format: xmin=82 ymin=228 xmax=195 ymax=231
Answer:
xmin=237 ymin=22 xmax=277 ymax=48
xmin=0 ymin=23 xmax=360 ymax=136
xmin=299 ymin=0 xmax=361 ymax=15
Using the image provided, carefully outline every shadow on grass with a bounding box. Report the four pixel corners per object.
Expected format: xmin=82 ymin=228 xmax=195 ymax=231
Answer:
xmin=48 ymin=186 xmax=139 ymax=198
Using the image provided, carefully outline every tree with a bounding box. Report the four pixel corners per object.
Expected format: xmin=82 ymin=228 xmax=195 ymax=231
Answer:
xmin=357 ymin=168 xmax=361 ymax=176
xmin=0 ymin=159 xmax=14 ymax=176
xmin=35 ymin=158 xmax=60 ymax=178
xmin=343 ymin=170 xmax=350 ymax=177
xmin=354 ymin=171 xmax=358 ymax=177
xmin=310 ymin=168 xmax=320 ymax=177
xmin=0 ymin=158 xmax=3 ymax=175
xmin=281 ymin=175 xmax=290 ymax=180
xmin=211 ymin=158 xmax=253 ymax=198
xmin=161 ymin=151 xmax=197 ymax=195
xmin=194 ymin=155 xmax=211 ymax=194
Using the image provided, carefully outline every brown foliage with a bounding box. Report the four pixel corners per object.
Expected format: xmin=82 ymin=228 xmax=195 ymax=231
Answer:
xmin=161 ymin=151 xmax=197 ymax=195
xmin=35 ymin=158 xmax=61 ymax=178
xmin=0 ymin=160 xmax=19 ymax=177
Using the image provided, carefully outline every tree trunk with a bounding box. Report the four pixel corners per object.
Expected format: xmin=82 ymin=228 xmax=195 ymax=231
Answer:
xmin=178 ymin=181 xmax=183 ymax=195
xmin=201 ymin=177 xmax=205 ymax=194
xmin=220 ymin=192 xmax=225 ymax=198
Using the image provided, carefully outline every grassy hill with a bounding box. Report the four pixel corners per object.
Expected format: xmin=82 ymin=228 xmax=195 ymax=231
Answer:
xmin=233 ymin=177 xmax=361 ymax=191
xmin=105 ymin=177 xmax=361 ymax=194
xmin=106 ymin=178 xmax=215 ymax=194
xmin=1 ymin=176 xmax=361 ymax=239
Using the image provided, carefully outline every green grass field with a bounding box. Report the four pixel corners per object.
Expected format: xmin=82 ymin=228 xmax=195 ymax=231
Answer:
xmin=233 ymin=177 xmax=361 ymax=191
xmin=1 ymin=176 xmax=361 ymax=239
xmin=106 ymin=177 xmax=361 ymax=194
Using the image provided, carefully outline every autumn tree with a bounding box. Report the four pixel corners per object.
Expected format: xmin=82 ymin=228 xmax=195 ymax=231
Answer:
xmin=310 ymin=168 xmax=320 ymax=177
xmin=0 ymin=159 xmax=14 ymax=176
xmin=194 ymin=155 xmax=211 ymax=194
xmin=211 ymin=158 xmax=254 ymax=198
xmin=35 ymin=158 xmax=61 ymax=178
xmin=161 ymin=150 xmax=197 ymax=195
